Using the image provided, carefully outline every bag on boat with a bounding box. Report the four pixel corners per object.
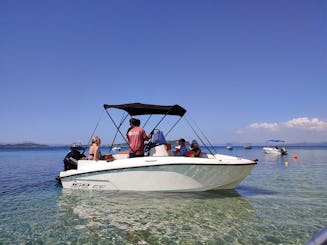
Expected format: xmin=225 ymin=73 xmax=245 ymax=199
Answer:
xmin=103 ymin=153 xmax=114 ymax=161
xmin=151 ymin=130 xmax=167 ymax=145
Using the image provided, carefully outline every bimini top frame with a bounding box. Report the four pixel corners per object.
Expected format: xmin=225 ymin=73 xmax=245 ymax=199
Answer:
xmin=103 ymin=103 xmax=186 ymax=117
xmin=103 ymin=103 xmax=187 ymax=151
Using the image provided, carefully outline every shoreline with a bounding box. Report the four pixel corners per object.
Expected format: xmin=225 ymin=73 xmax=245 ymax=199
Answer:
xmin=1 ymin=143 xmax=327 ymax=150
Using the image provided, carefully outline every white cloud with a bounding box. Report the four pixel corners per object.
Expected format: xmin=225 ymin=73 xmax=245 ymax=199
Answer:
xmin=249 ymin=122 xmax=279 ymax=131
xmin=283 ymin=117 xmax=327 ymax=131
xmin=236 ymin=117 xmax=327 ymax=142
xmin=246 ymin=117 xmax=327 ymax=132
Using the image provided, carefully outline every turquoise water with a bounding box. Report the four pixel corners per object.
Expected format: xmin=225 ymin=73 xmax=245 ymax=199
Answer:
xmin=0 ymin=147 xmax=326 ymax=244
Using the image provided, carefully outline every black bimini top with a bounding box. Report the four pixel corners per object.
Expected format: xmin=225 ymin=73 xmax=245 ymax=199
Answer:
xmin=103 ymin=103 xmax=186 ymax=117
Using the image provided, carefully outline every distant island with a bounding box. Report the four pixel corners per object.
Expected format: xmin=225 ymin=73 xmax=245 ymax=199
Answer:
xmin=0 ymin=143 xmax=53 ymax=149
xmin=0 ymin=140 xmax=181 ymax=149
xmin=1 ymin=141 xmax=327 ymax=149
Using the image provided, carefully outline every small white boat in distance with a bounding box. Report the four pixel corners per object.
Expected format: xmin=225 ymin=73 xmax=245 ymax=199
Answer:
xmin=226 ymin=143 xmax=233 ymax=150
xmin=112 ymin=146 xmax=121 ymax=151
xmin=243 ymin=144 xmax=252 ymax=149
xmin=263 ymin=140 xmax=288 ymax=155
xmin=59 ymin=103 xmax=257 ymax=192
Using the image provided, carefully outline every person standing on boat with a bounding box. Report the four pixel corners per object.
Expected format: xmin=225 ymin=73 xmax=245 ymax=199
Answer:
xmin=87 ymin=136 xmax=103 ymax=160
xmin=126 ymin=118 xmax=153 ymax=158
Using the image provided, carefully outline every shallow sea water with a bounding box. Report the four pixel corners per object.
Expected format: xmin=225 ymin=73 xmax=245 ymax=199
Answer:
xmin=0 ymin=147 xmax=326 ymax=244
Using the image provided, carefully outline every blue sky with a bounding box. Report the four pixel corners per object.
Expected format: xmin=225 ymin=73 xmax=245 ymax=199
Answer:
xmin=1 ymin=0 xmax=326 ymax=145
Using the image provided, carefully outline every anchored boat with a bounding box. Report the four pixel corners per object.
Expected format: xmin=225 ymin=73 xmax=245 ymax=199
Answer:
xmin=263 ymin=139 xmax=288 ymax=155
xmin=59 ymin=103 xmax=257 ymax=192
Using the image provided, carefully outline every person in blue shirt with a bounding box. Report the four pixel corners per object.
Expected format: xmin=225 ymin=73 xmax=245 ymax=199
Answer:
xmin=175 ymin=138 xmax=188 ymax=156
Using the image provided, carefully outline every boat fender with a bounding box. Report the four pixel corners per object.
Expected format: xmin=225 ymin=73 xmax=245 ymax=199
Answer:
xmin=305 ymin=226 xmax=327 ymax=245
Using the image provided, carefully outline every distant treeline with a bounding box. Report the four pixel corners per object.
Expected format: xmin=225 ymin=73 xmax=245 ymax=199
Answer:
xmin=1 ymin=141 xmax=327 ymax=149
xmin=0 ymin=143 xmax=62 ymax=149
xmin=0 ymin=140 xmax=182 ymax=149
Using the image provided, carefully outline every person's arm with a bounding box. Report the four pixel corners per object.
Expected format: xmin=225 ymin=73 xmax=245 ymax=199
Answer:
xmin=194 ymin=148 xmax=201 ymax=157
xmin=144 ymin=129 xmax=154 ymax=141
xmin=146 ymin=131 xmax=154 ymax=140
xmin=94 ymin=145 xmax=100 ymax=160
xmin=126 ymin=127 xmax=132 ymax=142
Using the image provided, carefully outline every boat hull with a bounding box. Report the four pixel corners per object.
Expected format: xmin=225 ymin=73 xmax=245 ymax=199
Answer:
xmin=60 ymin=155 xmax=256 ymax=192
xmin=263 ymin=147 xmax=288 ymax=155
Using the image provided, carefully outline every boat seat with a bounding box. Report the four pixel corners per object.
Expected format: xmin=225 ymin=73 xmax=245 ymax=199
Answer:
xmin=113 ymin=154 xmax=129 ymax=160
xmin=151 ymin=130 xmax=167 ymax=145
xmin=149 ymin=145 xmax=169 ymax=157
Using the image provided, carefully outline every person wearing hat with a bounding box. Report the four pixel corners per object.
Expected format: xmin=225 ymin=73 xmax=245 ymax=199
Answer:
xmin=175 ymin=138 xmax=188 ymax=156
xmin=188 ymin=140 xmax=202 ymax=157
xmin=63 ymin=143 xmax=86 ymax=170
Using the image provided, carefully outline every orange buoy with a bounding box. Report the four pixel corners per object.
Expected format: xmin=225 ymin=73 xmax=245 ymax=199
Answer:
xmin=292 ymin=154 xmax=298 ymax=159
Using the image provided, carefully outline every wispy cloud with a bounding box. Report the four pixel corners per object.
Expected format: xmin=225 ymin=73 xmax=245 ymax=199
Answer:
xmin=282 ymin=117 xmax=327 ymax=131
xmin=241 ymin=117 xmax=327 ymax=132
xmin=249 ymin=122 xmax=279 ymax=131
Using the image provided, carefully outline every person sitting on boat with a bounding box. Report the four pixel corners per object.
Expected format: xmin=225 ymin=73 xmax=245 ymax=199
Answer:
xmin=63 ymin=143 xmax=86 ymax=170
xmin=126 ymin=118 xmax=154 ymax=158
xmin=87 ymin=136 xmax=103 ymax=160
xmin=186 ymin=140 xmax=202 ymax=157
xmin=174 ymin=138 xmax=188 ymax=156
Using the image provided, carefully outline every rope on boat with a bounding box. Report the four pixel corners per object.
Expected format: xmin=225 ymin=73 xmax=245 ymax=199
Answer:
xmin=184 ymin=114 xmax=218 ymax=158
xmin=82 ymin=110 xmax=104 ymax=155
xmin=104 ymin=108 xmax=131 ymax=148
xmin=165 ymin=116 xmax=184 ymax=138
xmin=109 ymin=112 xmax=128 ymax=152
xmin=151 ymin=106 xmax=176 ymax=133
xmin=142 ymin=114 xmax=152 ymax=128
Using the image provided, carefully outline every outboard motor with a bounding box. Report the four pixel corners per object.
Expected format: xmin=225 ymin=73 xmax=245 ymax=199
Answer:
xmin=63 ymin=144 xmax=86 ymax=170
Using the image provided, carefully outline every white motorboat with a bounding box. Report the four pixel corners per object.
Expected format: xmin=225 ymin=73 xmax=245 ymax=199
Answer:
xmin=263 ymin=140 xmax=288 ymax=155
xmin=243 ymin=143 xmax=252 ymax=149
xmin=59 ymin=103 xmax=257 ymax=192
xmin=112 ymin=146 xmax=121 ymax=151
xmin=226 ymin=143 xmax=233 ymax=150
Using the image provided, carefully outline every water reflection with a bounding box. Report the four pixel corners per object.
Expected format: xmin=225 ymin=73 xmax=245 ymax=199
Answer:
xmin=57 ymin=189 xmax=255 ymax=243
xmin=237 ymin=185 xmax=278 ymax=198
xmin=262 ymin=153 xmax=288 ymax=163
